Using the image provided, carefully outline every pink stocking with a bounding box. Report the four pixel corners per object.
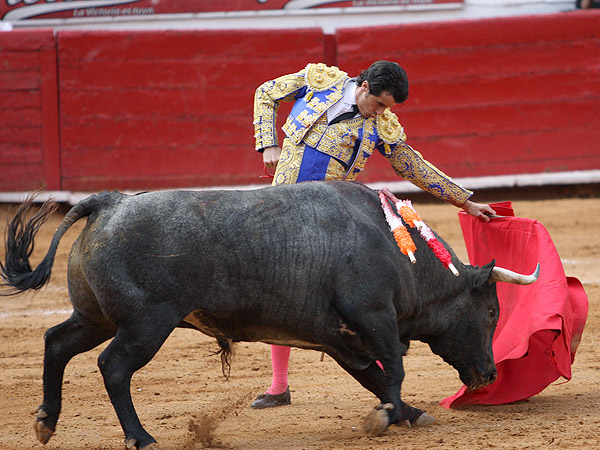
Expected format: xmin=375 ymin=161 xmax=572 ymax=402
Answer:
xmin=266 ymin=345 xmax=290 ymax=395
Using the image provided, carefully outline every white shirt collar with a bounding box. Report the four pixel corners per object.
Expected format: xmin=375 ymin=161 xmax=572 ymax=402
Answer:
xmin=341 ymin=80 xmax=357 ymax=108
xmin=327 ymin=80 xmax=358 ymax=122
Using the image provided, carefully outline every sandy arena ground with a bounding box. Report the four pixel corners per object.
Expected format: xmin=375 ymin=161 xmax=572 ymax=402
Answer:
xmin=0 ymin=189 xmax=598 ymax=450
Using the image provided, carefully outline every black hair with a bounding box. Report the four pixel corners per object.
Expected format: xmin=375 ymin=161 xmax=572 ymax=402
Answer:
xmin=356 ymin=61 xmax=409 ymax=104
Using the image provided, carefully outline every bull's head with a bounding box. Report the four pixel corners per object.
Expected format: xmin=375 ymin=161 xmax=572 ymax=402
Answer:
xmin=424 ymin=261 xmax=540 ymax=391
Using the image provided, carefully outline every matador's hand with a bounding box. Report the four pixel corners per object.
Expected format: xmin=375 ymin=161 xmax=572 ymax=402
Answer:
xmin=462 ymin=200 xmax=496 ymax=223
xmin=262 ymin=146 xmax=282 ymax=169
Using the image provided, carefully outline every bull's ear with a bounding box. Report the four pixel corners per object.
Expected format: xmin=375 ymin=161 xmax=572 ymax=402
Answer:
xmin=469 ymin=260 xmax=496 ymax=291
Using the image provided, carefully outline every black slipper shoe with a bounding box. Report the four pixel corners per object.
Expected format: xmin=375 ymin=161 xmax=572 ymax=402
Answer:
xmin=250 ymin=387 xmax=291 ymax=409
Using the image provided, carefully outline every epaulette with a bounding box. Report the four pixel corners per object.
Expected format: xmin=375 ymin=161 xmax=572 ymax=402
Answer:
xmin=376 ymin=109 xmax=406 ymax=145
xmin=305 ymin=63 xmax=348 ymax=93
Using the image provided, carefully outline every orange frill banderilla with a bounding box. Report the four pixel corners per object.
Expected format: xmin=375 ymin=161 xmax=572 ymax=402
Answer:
xmin=378 ymin=187 xmax=459 ymax=276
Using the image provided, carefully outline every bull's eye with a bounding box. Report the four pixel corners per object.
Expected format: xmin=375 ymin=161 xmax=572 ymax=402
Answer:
xmin=489 ymin=309 xmax=496 ymax=320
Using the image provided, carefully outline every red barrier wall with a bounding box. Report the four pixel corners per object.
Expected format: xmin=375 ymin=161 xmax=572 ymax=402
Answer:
xmin=335 ymin=11 xmax=600 ymax=184
xmin=57 ymin=28 xmax=326 ymax=191
xmin=0 ymin=11 xmax=599 ymax=193
xmin=0 ymin=29 xmax=59 ymax=191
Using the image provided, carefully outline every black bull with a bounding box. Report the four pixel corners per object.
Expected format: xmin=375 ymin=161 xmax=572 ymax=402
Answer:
xmin=0 ymin=181 xmax=539 ymax=449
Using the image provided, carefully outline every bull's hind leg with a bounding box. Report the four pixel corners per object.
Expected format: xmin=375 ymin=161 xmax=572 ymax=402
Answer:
xmin=98 ymin=312 xmax=181 ymax=450
xmin=35 ymin=311 xmax=116 ymax=444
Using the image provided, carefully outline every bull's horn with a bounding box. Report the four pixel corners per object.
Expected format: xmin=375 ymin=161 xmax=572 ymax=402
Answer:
xmin=489 ymin=263 xmax=540 ymax=285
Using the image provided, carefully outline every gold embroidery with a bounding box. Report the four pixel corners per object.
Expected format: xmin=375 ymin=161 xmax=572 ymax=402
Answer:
xmin=306 ymin=116 xmax=363 ymax=166
xmin=324 ymin=158 xmax=346 ymax=180
xmin=283 ymin=119 xmax=303 ymax=145
xmin=296 ymin=108 xmax=321 ymax=128
xmin=272 ymin=139 xmax=303 ymax=186
xmin=303 ymin=116 xmax=329 ymax=148
xmin=306 ymin=63 xmax=348 ymax=93
xmin=386 ymin=142 xmax=472 ymax=206
xmin=376 ymin=109 xmax=406 ymax=145
xmin=307 ymin=94 xmax=331 ymax=114
xmin=324 ymin=88 xmax=344 ymax=109
xmin=282 ymin=83 xmax=344 ymax=145
xmin=255 ymin=64 xmax=348 ymax=150
xmin=345 ymin=119 xmax=377 ymax=179
xmin=253 ymin=70 xmax=308 ymax=150
xmin=255 ymin=64 xmax=471 ymax=207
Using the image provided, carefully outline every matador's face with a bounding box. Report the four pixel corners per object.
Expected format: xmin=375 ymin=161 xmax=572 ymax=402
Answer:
xmin=355 ymin=81 xmax=397 ymax=118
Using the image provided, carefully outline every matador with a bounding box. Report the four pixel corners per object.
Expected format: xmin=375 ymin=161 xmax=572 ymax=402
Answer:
xmin=251 ymin=61 xmax=495 ymax=409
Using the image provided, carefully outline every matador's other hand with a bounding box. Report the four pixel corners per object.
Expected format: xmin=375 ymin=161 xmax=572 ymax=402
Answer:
xmin=262 ymin=146 xmax=282 ymax=169
xmin=462 ymin=200 xmax=496 ymax=223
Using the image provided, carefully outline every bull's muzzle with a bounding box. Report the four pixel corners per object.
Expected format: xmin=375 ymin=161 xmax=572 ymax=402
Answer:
xmin=467 ymin=367 xmax=498 ymax=391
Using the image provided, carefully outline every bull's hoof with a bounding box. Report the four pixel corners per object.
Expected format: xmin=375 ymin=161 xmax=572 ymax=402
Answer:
xmin=139 ymin=444 xmax=161 ymax=450
xmin=414 ymin=412 xmax=436 ymax=427
xmin=399 ymin=411 xmax=436 ymax=429
xmin=125 ymin=438 xmax=161 ymax=450
xmin=362 ymin=403 xmax=394 ymax=437
xmin=33 ymin=408 xmax=54 ymax=444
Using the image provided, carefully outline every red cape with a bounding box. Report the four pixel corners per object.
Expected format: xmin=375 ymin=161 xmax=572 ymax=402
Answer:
xmin=440 ymin=202 xmax=588 ymax=408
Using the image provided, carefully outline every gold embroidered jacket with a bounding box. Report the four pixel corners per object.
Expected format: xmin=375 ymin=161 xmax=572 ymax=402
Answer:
xmin=253 ymin=63 xmax=472 ymax=207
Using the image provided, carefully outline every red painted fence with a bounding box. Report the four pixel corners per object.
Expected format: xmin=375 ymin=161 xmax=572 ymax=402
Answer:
xmin=336 ymin=11 xmax=600 ymax=182
xmin=1 ymin=11 xmax=599 ymax=193
xmin=0 ymin=29 xmax=59 ymax=191
xmin=57 ymin=28 xmax=328 ymax=191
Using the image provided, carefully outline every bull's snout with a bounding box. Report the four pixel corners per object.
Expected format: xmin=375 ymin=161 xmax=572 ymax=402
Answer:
xmin=467 ymin=366 xmax=497 ymax=391
xmin=482 ymin=370 xmax=497 ymax=385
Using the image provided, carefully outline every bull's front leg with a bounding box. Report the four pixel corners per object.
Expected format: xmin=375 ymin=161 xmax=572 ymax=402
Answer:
xmin=335 ymin=357 xmax=434 ymax=436
xmin=364 ymin=401 xmax=434 ymax=436
xmin=330 ymin=302 xmax=434 ymax=435
xmin=364 ymin=396 xmax=436 ymax=435
xmin=376 ymin=354 xmax=436 ymax=434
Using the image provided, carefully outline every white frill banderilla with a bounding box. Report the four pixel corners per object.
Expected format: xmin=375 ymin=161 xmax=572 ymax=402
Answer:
xmin=378 ymin=187 xmax=459 ymax=276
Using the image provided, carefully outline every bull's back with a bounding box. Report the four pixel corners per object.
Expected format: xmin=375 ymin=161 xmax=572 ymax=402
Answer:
xmin=71 ymin=182 xmax=401 ymax=324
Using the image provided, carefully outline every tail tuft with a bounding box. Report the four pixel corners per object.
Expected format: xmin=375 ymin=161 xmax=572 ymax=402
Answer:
xmin=1 ymin=195 xmax=58 ymax=296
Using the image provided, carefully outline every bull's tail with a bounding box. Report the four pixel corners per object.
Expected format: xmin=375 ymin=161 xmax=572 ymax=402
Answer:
xmin=1 ymin=194 xmax=96 ymax=296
